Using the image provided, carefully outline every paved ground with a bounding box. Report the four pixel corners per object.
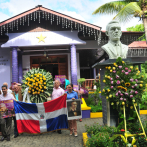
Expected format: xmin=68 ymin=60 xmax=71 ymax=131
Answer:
xmin=0 ymin=118 xmax=103 ymax=147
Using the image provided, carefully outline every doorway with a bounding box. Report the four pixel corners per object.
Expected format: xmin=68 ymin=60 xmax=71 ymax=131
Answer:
xmin=30 ymin=55 xmax=68 ymax=79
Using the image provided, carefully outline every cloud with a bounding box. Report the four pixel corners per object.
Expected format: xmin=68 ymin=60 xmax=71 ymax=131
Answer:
xmin=0 ymin=12 xmax=10 ymax=22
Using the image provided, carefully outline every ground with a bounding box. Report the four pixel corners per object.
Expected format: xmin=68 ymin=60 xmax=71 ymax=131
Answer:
xmin=0 ymin=118 xmax=103 ymax=147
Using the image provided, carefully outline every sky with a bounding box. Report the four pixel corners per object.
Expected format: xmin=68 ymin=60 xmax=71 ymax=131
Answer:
xmin=0 ymin=0 xmax=142 ymax=31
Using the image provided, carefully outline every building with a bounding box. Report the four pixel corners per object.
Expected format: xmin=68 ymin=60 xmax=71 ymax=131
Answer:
xmin=0 ymin=5 xmax=144 ymax=87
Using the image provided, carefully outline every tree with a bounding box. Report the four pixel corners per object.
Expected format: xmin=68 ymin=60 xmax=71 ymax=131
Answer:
xmin=127 ymin=24 xmax=145 ymax=40
xmin=93 ymin=0 xmax=147 ymax=43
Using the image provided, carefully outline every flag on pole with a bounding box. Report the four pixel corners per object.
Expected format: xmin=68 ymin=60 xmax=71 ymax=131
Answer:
xmin=14 ymin=94 xmax=68 ymax=134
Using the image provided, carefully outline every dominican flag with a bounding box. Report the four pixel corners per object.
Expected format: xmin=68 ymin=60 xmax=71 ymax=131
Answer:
xmin=14 ymin=94 xmax=68 ymax=134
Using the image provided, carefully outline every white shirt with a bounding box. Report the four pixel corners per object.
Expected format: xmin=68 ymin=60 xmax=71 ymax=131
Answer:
xmin=0 ymin=93 xmax=15 ymax=101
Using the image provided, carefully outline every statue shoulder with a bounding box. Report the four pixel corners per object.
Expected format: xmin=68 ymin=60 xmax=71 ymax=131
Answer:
xmin=101 ymin=43 xmax=109 ymax=51
xmin=121 ymin=43 xmax=128 ymax=49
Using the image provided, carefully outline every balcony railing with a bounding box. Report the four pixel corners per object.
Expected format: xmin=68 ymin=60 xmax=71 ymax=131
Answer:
xmin=82 ymin=79 xmax=99 ymax=90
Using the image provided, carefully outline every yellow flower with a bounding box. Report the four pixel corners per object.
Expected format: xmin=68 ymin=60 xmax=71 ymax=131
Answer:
xmin=109 ymin=94 xmax=112 ymax=98
xmin=108 ymin=66 xmax=111 ymax=70
xmin=43 ymin=78 xmax=46 ymax=80
xmin=132 ymin=100 xmax=135 ymax=103
xmin=40 ymin=87 xmax=42 ymax=89
xmin=38 ymin=92 xmax=40 ymax=94
xmin=43 ymin=76 xmax=45 ymax=78
xmin=26 ymin=78 xmax=28 ymax=80
xmin=105 ymin=67 xmax=108 ymax=69
xmin=103 ymin=80 xmax=106 ymax=83
xmin=31 ymin=75 xmax=33 ymax=77
xmin=44 ymin=82 xmax=46 ymax=85
xmin=106 ymin=96 xmax=108 ymax=99
xmin=32 ymin=89 xmax=34 ymax=92
xmin=42 ymin=90 xmax=44 ymax=93
xmin=141 ymin=75 xmax=144 ymax=78
xmin=107 ymin=89 xmax=110 ymax=92
xmin=44 ymin=86 xmax=46 ymax=89
xmin=25 ymin=82 xmax=27 ymax=85
xmin=33 ymin=83 xmax=36 ymax=85
xmin=130 ymin=106 xmax=133 ymax=109
xmin=138 ymin=71 xmax=140 ymax=73
xmin=117 ymin=86 xmax=122 ymax=89
xmin=112 ymin=67 xmax=116 ymax=70
xmin=40 ymin=77 xmax=42 ymax=80
xmin=110 ymin=70 xmax=112 ymax=72
xmin=122 ymin=61 xmax=125 ymax=64
xmin=113 ymin=63 xmax=116 ymax=66
xmin=122 ymin=102 xmax=125 ymax=105
xmin=102 ymin=89 xmax=105 ymax=92
xmin=125 ymin=83 xmax=131 ymax=87
xmin=105 ymin=75 xmax=107 ymax=78
xmin=134 ymin=103 xmax=137 ymax=106
xmin=130 ymin=66 xmax=133 ymax=69
xmin=146 ymin=84 xmax=147 ymax=87
xmin=107 ymin=76 xmax=110 ymax=79
xmin=140 ymin=81 xmax=143 ymax=83
xmin=135 ymin=68 xmax=138 ymax=70
xmin=136 ymin=73 xmax=139 ymax=76
xmin=140 ymin=84 xmax=143 ymax=87
xmin=111 ymin=102 xmax=114 ymax=105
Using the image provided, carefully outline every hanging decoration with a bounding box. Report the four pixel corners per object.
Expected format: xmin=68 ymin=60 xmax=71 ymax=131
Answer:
xmin=22 ymin=68 xmax=53 ymax=103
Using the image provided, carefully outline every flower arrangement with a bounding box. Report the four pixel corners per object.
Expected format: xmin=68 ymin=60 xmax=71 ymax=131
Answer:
xmin=22 ymin=68 xmax=53 ymax=103
xmin=102 ymin=57 xmax=147 ymax=109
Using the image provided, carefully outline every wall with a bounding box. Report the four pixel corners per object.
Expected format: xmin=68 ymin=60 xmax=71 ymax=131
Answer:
xmin=0 ymin=47 xmax=11 ymax=88
xmin=22 ymin=53 xmax=80 ymax=83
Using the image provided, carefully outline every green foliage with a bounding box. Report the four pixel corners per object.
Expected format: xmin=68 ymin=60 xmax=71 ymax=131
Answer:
xmin=89 ymin=105 xmax=102 ymax=112
xmin=77 ymin=78 xmax=85 ymax=85
xmin=85 ymin=120 xmax=147 ymax=147
xmin=127 ymin=24 xmax=144 ymax=32
xmin=127 ymin=24 xmax=145 ymax=41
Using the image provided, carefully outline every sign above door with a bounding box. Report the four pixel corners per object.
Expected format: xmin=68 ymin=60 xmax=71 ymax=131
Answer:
xmin=1 ymin=31 xmax=86 ymax=48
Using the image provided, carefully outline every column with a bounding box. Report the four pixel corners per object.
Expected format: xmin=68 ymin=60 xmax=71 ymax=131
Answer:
xmin=12 ymin=47 xmax=18 ymax=83
xmin=93 ymin=68 xmax=96 ymax=79
xmin=70 ymin=44 xmax=78 ymax=85
xmin=18 ymin=51 xmax=23 ymax=83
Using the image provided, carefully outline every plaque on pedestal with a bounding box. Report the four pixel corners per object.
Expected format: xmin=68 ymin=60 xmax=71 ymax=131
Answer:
xmin=92 ymin=58 xmax=144 ymax=126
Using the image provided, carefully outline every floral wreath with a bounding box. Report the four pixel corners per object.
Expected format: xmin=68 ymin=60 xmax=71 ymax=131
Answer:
xmin=102 ymin=57 xmax=147 ymax=109
xmin=22 ymin=68 xmax=53 ymax=103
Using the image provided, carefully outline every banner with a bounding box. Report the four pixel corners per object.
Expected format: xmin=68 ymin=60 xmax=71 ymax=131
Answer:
xmin=14 ymin=94 xmax=68 ymax=134
xmin=0 ymin=100 xmax=15 ymax=118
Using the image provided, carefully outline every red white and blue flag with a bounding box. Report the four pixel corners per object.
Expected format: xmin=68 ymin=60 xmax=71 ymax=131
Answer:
xmin=14 ymin=94 xmax=68 ymax=134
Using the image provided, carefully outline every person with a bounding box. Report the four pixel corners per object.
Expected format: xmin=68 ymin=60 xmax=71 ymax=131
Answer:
xmin=51 ymin=79 xmax=65 ymax=134
xmin=65 ymin=76 xmax=70 ymax=89
xmin=68 ymin=101 xmax=81 ymax=117
xmin=0 ymin=82 xmax=12 ymax=94
xmin=101 ymin=20 xmax=128 ymax=59
xmin=0 ymin=85 xmax=15 ymax=141
xmin=66 ymin=84 xmax=79 ymax=137
xmin=12 ymin=85 xmax=23 ymax=138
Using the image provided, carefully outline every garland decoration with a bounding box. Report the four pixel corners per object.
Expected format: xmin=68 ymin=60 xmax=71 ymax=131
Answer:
xmin=22 ymin=68 xmax=53 ymax=103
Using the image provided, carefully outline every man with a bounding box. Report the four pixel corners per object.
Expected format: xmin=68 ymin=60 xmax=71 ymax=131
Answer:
xmin=68 ymin=101 xmax=81 ymax=117
xmin=0 ymin=82 xmax=12 ymax=94
xmin=0 ymin=85 xmax=15 ymax=141
xmin=52 ymin=80 xmax=65 ymax=134
xmin=12 ymin=85 xmax=23 ymax=138
xmin=101 ymin=20 xmax=128 ymax=59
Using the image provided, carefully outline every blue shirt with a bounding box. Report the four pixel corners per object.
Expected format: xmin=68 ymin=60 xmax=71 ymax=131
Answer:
xmin=14 ymin=92 xmax=19 ymax=101
xmin=66 ymin=91 xmax=78 ymax=100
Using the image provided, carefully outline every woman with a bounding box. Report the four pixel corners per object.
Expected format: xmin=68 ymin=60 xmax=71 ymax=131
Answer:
xmin=66 ymin=84 xmax=78 ymax=137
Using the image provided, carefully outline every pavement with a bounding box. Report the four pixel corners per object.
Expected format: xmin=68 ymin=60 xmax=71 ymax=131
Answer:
xmin=0 ymin=118 xmax=103 ymax=147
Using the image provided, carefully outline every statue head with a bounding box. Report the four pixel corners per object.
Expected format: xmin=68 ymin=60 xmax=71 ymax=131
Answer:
xmin=106 ymin=20 xmax=122 ymax=41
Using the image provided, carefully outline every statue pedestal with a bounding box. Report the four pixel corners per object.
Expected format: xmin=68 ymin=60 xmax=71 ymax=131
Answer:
xmin=92 ymin=58 xmax=143 ymax=126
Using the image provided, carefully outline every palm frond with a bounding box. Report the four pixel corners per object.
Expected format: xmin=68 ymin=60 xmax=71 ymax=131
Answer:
xmin=92 ymin=1 xmax=130 ymax=15
xmin=113 ymin=2 xmax=142 ymax=23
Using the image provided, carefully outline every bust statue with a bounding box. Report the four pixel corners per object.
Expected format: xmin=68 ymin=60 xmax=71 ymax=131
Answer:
xmin=101 ymin=20 xmax=128 ymax=59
